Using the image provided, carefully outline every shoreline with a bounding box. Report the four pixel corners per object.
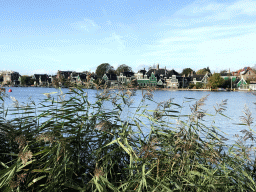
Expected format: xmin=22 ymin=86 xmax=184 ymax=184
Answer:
xmin=1 ymin=85 xmax=254 ymax=92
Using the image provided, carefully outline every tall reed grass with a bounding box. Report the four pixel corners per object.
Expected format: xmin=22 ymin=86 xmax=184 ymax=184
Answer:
xmin=1 ymin=87 xmax=256 ymax=191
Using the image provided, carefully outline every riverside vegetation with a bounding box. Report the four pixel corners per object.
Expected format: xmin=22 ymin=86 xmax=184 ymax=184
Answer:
xmin=1 ymin=86 xmax=256 ymax=191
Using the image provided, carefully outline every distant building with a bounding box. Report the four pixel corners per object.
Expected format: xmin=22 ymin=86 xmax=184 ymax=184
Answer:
xmin=249 ymin=81 xmax=256 ymax=90
xmin=70 ymin=72 xmax=87 ymax=84
xmin=32 ymin=74 xmax=49 ymax=86
xmin=57 ymin=70 xmax=73 ymax=80
xmin=189 ymin=71 xmax=210 ymax=85
xmin=3 ymin=71 xmax=20 ymax=85
xmin=232 ymin=67 xmax=256 ymax=80
xmin=117 ymin=71 xmax=134 ymax=85
xmin=137 ymin=72 xmax=157 ymax=87
xmin=166 ymin=75 xmax=179 ymax=89
xmin=102 ymin=73 xmax=118 ymax=87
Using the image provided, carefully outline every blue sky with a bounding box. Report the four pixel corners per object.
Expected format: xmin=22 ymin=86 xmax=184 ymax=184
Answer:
xmin=0 ymin=0 xmax=256 ymax=75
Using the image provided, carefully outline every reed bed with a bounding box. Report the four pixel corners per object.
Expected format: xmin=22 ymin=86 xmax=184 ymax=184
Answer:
xmin=0 ymin=87 xmax=256 ymax=191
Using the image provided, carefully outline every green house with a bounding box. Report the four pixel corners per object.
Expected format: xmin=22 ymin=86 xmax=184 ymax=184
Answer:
xmin=137 ymin=72 xmax=157 ymax=87
xmin=137 ymin=78 xmax=149 ymax=87
xmin=148 ymin=72 xmax=157 ymax=87
xmin=237 ymin=78 xmax=247 ymax=88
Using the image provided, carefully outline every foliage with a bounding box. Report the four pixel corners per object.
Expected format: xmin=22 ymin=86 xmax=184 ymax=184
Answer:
xmin=195 ymin=82 xmax=204 ymax=89
xmin=196 ymin=67 xmax=211 ymax=75
xmin=189 ymin=83 xmax=195 ymax=89
xmin=116 ymin=64 xmax=133 ymax=75
xmin=95 ymin=63 xmax=115 ymax=78
xmin=1 ymin=88 xmax=256 ymax=191
xmin=207 ymin=73 xmax=225 ymax=89
xmin=182 ymin=68 xmax=195 ymax=76
xmin=20 ymin=76 xmax=32 ymax=85
xmin=130 ymin=78 xmax=138 ymax=88
xmin=221 ymin=79 xmax=234 ymax=88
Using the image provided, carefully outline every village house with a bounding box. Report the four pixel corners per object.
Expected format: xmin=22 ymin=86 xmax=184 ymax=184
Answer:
xmin=236 ymin=77 xmax=248 ymax=89
xmin=249 ymin=81 xmax=256 ymax=91
xmin=165 ymin=70 xmax=181 ymax=88
xmin=57 ymin=70 xmax=73 ymax=80
xmin=189 ymin=71 xmax=210 ymax=86
xmin=117 ymin=71 xmax=134 ymax=86
xmin=232 ymin=67 xmax=256 ymax=81
xmin=136 ymin=72 xmax=157 ymax=87
xmin=102 ymin=73 xmax=118 ymax=88
xmin=70 ymin=72 xmax=87 ymax=84
xmin=32 ymin=74 xmax=49 ymax=86
xmin=219 ymin=71 xmax=237 ymax=82
xmin=2 ymin=71 xmax=20 ymax=85
xmin=166 ymin=75 xmax=179 ymax=89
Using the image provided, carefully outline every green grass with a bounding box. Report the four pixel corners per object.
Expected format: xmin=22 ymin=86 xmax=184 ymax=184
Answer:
xmin=1 ymin=87 xmax=256 ymax=191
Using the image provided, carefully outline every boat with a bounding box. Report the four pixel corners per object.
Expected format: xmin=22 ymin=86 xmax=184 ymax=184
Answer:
xmin=217 ymin=88 xmax=226 ymax=91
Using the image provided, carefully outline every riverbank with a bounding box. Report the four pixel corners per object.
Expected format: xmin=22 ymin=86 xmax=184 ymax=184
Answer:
xmin=1 ymin=84 xmax=254 ymax=92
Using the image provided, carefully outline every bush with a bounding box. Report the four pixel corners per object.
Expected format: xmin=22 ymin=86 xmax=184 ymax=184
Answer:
xmin=1 ymin=88 xmax=256 ymax=191
xmin=195 ymin=82 xmax=204 ymax=89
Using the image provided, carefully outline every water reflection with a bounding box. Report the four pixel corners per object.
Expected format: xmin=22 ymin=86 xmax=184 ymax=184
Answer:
xmin=1 ymin=87 xmax=256 ymax=145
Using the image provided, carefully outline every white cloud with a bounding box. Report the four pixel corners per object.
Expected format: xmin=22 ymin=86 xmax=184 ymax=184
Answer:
xmin=227 ymin=0 xmax=256 ymax=15
xmin=166 ymin=0 xmax=256 ymax=27
xmin=143 ymin=0 xmax=256 ymax=71
xmin=71 ymin=18 xmax=100 ymax=32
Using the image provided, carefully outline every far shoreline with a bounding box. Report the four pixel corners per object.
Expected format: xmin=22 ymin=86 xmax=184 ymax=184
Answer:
xmin=1 ymin=85 xmax=254 ymax=92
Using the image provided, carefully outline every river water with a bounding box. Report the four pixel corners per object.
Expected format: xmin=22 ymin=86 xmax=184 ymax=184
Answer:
xmin=1 ymin=87 xmax=256 ymax=145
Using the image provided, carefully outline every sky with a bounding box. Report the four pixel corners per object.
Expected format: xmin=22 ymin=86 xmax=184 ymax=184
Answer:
xmin=0 ymin=0 xmax=256 ymax=75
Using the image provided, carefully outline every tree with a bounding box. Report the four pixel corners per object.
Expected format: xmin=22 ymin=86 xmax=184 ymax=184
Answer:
xmin=20 ymin=76 xmax=32 ymax=85
xmin=221 ymin=79 xmax=232 ymax=88
xmin=195 ymin=82 xmax=204 ymax=89
xmin=220 ymin=70 xmax=227 ymax=74
xmin=181 ymin=68 xmax=195 ymax=76
xmin=207 ymin=73 xmax=224 ymax=89
xmin=196 ymin=67 xmax=211 ymax=75
xmin=116 ymin=64 xmax=133 ymax=75
xmin=95 ymin=63 xmax=115 ymax=78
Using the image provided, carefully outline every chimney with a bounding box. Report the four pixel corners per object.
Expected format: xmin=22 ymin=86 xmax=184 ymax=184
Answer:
xmin=157 ymin=63 xmax=159 ymax=70
xmin=191 ymin=71 xmax=193 ymax=77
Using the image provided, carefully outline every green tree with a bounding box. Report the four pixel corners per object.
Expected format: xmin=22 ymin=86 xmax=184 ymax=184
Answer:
xmin=181 ymin=68 xmax=195 ymax=76
xmin=195 ymin=82 xmax=204 ymax=89
xmin=221 ymin=79 xmax=234 ymax=88
xmin=207 ymin=73 xmax=224 ymax=89
xmin=196 ymin=67 xmax=211 ymax=75
xmin=116 ymin=64 xmax=133 ymax=75
xmin=20 ymin=76 xmax=32 ymax=85
xmin=95 ymin=63 xmax=115 ymax=78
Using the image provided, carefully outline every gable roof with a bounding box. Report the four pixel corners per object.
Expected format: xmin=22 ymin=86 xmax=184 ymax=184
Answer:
xmin=138 ymin=69 xmax=147 ymax=75
xmin=32 ymin=74 xmax=49 ymax=81
xmin=166 ymin=70 xmax=180 ymax=78
xmin=58 ymin=71 xmax=73 ymax=79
